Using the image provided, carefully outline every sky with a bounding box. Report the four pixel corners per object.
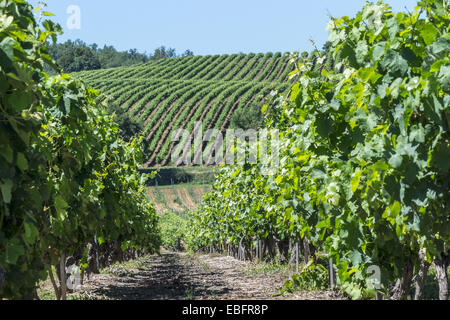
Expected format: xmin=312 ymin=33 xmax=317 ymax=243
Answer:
xmin=30 ymin=0 xmax=418 ymax=55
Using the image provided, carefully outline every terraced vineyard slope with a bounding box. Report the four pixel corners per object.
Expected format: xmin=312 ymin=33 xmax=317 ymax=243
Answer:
xmin=74 ymin=53 xmax=293 ymax=167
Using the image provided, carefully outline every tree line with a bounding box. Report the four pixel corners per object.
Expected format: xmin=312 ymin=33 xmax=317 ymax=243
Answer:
xmin=45 ymin=39 xmax=194 ymax=73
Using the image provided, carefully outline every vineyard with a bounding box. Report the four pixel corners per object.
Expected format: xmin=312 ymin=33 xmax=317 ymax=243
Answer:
xmin=73 ymin=52 xmax=294 ymax=166
xmin=1 ymin=0 xmax=449 ymax=302
xmin=188 ymin=0 xmax=450 ymax=301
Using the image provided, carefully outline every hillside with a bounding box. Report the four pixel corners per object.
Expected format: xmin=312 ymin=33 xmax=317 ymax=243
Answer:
xmin=74 ymin=52 xmax=293 ymax=167
xmin=146 ymin=185 xmax=210 ymax=215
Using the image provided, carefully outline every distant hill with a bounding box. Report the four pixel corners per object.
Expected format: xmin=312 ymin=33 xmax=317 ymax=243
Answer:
xmin=74 ymin=52 xmax=294 ymax=167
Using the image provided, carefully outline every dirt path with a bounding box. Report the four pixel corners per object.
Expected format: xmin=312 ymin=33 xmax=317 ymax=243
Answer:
xmin=74 ymin=251 xmax=343 ymax=300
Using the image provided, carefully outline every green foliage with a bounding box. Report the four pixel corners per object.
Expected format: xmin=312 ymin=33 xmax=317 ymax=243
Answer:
xmin=46 ymin=40 xmax=141 ymax=73
xmin=152 ymin=46 xmax=177 ymax=60
xmin=189 ymin=0 xmax=450 ymax=299
xmin=0 ymin=0 xmax=160 ymax=299
xmin=45 ymin=41 xmax=193 ymax=73
xmin=96 ymin=45 xmax=149 ymax=69
xmin=283 ymin=262 xmax=329 ymax=292
xmin=230 ymin=100 xmax=266 ymax=130
xmin=56 ymin=44 xmax=101 ymax=72
xmin=109 ymin=102 xmax=143 ymax=142
xmin=160 ymin=212 xmax=188 ymax=251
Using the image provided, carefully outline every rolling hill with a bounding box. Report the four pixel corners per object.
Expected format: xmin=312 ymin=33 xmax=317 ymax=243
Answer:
xmin=74 ymin=52 xmax=293 ymax=167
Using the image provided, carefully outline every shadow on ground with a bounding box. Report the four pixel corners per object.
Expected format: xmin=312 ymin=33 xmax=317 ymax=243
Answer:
xmin=84 ymin=253 xmax=231 ymax=300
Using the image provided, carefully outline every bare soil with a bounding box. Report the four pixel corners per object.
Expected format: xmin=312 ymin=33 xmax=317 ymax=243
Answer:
xmin=146 ymin=186 xmax=207 ymax=214
xmin=73 ymin=251 xmax=344 ymax=300
xmin=175 ymin=188 xmax=197 ymax=212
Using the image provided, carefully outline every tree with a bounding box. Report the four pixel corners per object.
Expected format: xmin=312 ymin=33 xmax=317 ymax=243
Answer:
xmin=109 ymin=103 xmax=143 ymax=142
xmin=182 ymin=49 xmax=194 ymax=57
xmin=71 ymin=46 xmax=101 ymax=72
xmin=45 ymin=40 xmax=151 ymax=72
xmin=152 ymin=46 xmax=177 ymax=60
xmin=230 ymin=101 xmax=266 ymax=130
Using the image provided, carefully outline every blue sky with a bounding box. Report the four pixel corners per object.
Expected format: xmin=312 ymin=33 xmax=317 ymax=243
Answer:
xmin=30 ymin=0 xmax=418 ymax=55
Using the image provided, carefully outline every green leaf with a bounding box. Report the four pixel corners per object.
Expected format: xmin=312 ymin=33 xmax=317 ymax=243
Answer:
xmin=430 ymin=37 xmax=450 ymax=55
xmin=380 ymin=49 xmax=408 ymax=76
xmin=316 ymin=115 xmax=333 ymax=137
xmin=0 ymin=37 xmax=15 ymax=61
xmin=341 ymin=43 xmax=358 ymax=68
xmin=5 ymin=240 xmax=25 ymax=265
xmin=372 ymin=42 xmax=386 ymax=61
xmin=385 ymin=201 xmax=402 ymax=225
xmin=0 ymin=143 xmax=14 ymax=164
xmin=389 ymin=154 xmax=403 ymax=168
xmin=2 ymin=16 xmax=13 ymax=29
xmin=54 ymin=196 xmax=69 ymax=221
xmin=350 ymin=170 xmax=362 ymax=193
xmin=342 ymin=282 xmax=363 ymax=300
xmin=438 ymin=65 xmax=450 ymax=91
xmin=371 ymin=160 xmax=389 ymax=172
xmin=358 ymin=67 xmax=381 ymax=84
xmin=23 ymin=222 xmax=39 ymax=245
xmin=290 ymin=83 xmax=300 ymax=103
xmin=348 ymin=250 xmax=362 ymax=265
xmin=261 ymin=104 xmax=268 ymax=114
xmin=419 ymin=22 xmax=438 ymax=46
xmin=432 ymin=144 xmax=450 ymax=172
xmin=16 ymin=153 xmax=28 ymax=172
xmin=6 ymin=91 xmax=32 ymax=112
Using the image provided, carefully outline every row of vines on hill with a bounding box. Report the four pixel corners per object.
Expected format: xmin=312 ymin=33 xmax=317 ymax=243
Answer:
xmin=188 ymin=0 xmax=449 ymax=300
xmin=76 ymin=52 xmax=294 ymax=84
xmin=74 ymin=51 xmax=295 ymax=167
xmin=79 ymin=77 xmax=290 ymax=166
xmin=0 ymin=0 xmax=160 ymax=299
